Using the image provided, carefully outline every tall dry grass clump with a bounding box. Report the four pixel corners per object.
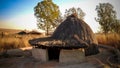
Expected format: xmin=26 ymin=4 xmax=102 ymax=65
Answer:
xmin=0 ymin=34 xmax=42 ymax=52
xmin=96 ymin=33 xmax=120 ymax=50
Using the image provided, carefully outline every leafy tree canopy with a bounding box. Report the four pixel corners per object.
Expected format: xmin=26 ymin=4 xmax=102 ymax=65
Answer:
xmin=95 ymin=3 xmax=120 ymax=34
xmin=64 ymin=7 xmax=85 ymax=20
xmin=34 ymin=0 xmax=60 ymax=35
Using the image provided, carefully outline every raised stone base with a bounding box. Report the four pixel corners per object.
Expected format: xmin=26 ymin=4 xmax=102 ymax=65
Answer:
xmin=59 ymin=49 xmax=86 ymax=64
xmin=32 ymin=48 xmax=48 ymax=62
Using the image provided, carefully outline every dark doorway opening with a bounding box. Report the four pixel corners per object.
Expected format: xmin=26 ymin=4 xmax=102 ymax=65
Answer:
xmin=48 ymin=48 xmax=60 ymax=61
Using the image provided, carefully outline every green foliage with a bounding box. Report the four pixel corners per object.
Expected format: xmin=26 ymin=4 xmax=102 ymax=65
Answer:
xmin=95 ymin=3 xmax=120 ymax=34
xmin=64 ymin=7 xmax=85 ymax=20
xmin=34 ymin=0 xmax=60 ymax=35
xmin=111 ymin=20 xmax=120 ymax=34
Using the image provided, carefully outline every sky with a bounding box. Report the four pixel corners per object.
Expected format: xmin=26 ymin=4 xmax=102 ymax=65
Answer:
xmin=0 ymin=0 xmax=120 ymax=33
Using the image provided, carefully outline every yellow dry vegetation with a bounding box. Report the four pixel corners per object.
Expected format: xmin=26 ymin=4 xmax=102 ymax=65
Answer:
xmin=0 ymin=30 xmax=120 ymax=52
xmin=95 ymin=33 xmax=120 ymax=49
xmin=0 ymin=34 xmax=43 ymax=52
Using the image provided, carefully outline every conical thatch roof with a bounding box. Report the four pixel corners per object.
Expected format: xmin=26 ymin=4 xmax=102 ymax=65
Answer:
xmin=28 ymin=30 xmax=41 ymax=35
xmin=52 ymin=14 xmax=97 ymax=45
xmin=17 ymin=31 xmax=27 ymax=35
xmin=29 ymin=14 xmax=99 ymax=55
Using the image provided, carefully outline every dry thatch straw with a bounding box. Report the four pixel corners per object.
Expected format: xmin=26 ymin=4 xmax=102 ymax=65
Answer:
xmin=52 ymin=14 xmax=97 ymax=45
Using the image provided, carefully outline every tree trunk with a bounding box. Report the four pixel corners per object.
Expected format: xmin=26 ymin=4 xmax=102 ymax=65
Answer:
xmin=46 ymin=28 xmax=49 ymax=35
xmin=46 ymin=25 xmax=49 ymax=35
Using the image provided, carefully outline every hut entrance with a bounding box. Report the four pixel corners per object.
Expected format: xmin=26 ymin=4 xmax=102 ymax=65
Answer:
xmin=48 ymin=48 xmax=60 ymax=61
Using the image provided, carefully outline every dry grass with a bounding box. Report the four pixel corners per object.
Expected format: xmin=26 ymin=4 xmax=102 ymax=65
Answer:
xmin=0 ymin=28 xmax=120 ymax=53
xmin=0 ymin=34 xmax=43 ymax=52
xmin=95 ymin=33 xmax=120 ymax=50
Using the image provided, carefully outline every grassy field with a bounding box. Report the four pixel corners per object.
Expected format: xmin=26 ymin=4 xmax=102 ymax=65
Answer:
xmin=96 ymin=33 xmax=120 ymax=50
xmin=0 ymin=28 xmax=120 ymax=52
xmin=0 ymin=28 xmax=44 ymax=53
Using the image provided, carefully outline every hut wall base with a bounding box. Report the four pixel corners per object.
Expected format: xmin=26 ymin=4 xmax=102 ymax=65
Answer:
xmin=32 ymin=48 xmax=48 ymax=62
xmin=59 ymin=49 xmax=86 ymax=64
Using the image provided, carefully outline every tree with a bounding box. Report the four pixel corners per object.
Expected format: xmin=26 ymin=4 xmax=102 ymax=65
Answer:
xmin=95 ymin=3 xmax=117 ymax=34
xmin=96 ymin=3 xmax=120 ymax=63
xmin=64 ymin=7 xmax=85 ymax=20
xmin=34 ymin=0 xmax=60 ymax=35
xmin=111 ymin=20 xmax=120 ymax=34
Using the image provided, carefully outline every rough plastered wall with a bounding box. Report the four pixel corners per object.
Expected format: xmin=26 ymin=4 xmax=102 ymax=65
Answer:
xmin=59 ymin=49 xmax=86 ymax=64
xmin=32 ymin=48 xmax=48 ymax=62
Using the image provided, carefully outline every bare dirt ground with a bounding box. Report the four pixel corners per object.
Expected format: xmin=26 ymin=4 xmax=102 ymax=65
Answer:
xmin=0 ymin=47 xmax=118 ymax=68
xmin=0 ymin=57 xmax=104 ymax=68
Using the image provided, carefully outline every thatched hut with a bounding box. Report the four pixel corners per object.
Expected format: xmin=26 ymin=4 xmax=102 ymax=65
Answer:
xmin=28 ymin=30 xmax=41 ymax=35
xmin=29 ymin=14 xmax=99 ymax=63
xmin=17 ymin=31 xmax=27 ymax=35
